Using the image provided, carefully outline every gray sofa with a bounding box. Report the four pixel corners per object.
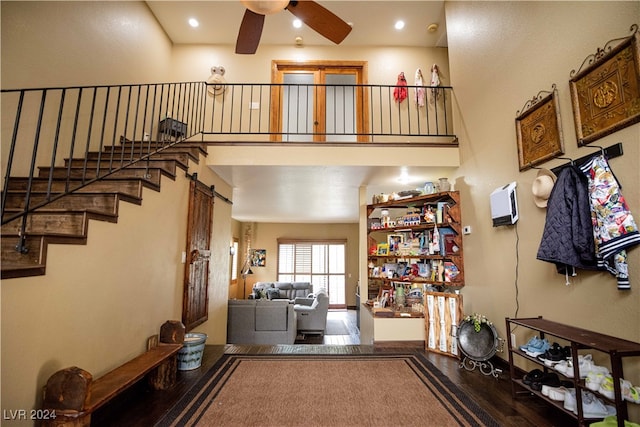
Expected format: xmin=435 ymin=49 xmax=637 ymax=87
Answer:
xmin=227 ymin=299 xmax=297 ymax=345
xmin=252 ymin=281 xmax=312 ymax=301
xmin=294 ymin=288 xmax=329 ymax=335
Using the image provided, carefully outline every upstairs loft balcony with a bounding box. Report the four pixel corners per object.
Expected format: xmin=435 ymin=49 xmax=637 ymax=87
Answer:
xmin=1 ymin=81 xmax=456 ymax=229
xmin=2 ymin=80 xmax=455 ymax=157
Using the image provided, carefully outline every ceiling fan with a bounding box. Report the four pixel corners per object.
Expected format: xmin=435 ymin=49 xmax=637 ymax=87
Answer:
xmin=236 ymin=0 xmax=352 ymax=54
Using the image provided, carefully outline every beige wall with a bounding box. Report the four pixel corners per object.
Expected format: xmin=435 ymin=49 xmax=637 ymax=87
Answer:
xmin=2 ymin=0 xmax=640 ymax=422
xmin=447 ymin=2 xmax=639 ymax=419
xmin=0 ymin=2 xmax=232 ymax=421
xmin=236 ymin=222 xmax=360 ymax=305
xmin=0 ymin=1 xmax=172 ymax=88
xmin=169 ymin=44 xmax=449 ymax=86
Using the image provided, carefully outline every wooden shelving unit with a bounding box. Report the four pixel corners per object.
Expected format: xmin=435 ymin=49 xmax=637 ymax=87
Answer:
xmin=365 ymin=191 xmax=465 ymax=355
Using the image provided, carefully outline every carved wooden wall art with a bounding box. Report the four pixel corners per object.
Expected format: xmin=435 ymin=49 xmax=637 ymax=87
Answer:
xmin=515 ymin=84 xmax=564 ymax=171
xmin=570 ymin=24 xmax=640 ymax=145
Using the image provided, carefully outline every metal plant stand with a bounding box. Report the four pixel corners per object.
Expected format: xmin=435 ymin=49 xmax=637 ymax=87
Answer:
xmin=456 ymin=319 xmax=503 ymax=378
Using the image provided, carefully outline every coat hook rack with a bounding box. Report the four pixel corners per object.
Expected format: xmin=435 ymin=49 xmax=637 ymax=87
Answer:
xmin=550 ymin=142 xmax=623 ymax=175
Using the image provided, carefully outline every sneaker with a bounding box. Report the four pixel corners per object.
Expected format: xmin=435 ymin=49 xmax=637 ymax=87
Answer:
xmin=598 ymin=374 xmax=615 ymax=399
xmin=566 ymin=389 xmax=616 ymax=417
xmin=524 ymin=338 xmax=551 ymax=357
xmin=580 ymin=390 xmax=616 ymax=418
xmin=591 ymin=416 xmax=640 ymax=427
xmin=543 ymin=385 xmax=571 ymax=401
xmin=564 ymin=388 xmax=577 ymax=412
xmin=537 ymin=342 xmax=566 ymax=366
xmin=531 ymin=372 xmax=561 ymax=392
xmin=556 ymin=354 xmax=594 ymax=378
xmin=519 ymin=336 xmax=542 ymax=352
xmin=621 ymin=378 xmax=640 ymax=404
xmin=586 ymin=366 xmax=611 ymax=391
xmin=522 ymin=369 xmax=544 ymax=386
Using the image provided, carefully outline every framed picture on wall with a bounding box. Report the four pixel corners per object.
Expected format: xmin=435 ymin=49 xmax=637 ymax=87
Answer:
xmin=387 ymin=234 xmax=404 ymax=253
xmin=569 ymin=24 xmax=640 ymax=145
xmin=515 ymin=84 xmax=565 ymax=171
xmin=250 ymin=249 xmax=266 ymax=267
xmin=377 ymin=243 xmax=389 ymax=256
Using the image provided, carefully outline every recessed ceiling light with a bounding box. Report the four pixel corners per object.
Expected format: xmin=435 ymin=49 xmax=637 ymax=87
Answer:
xmin=293 ymin=19 xmax=302 ymax=28
xmin=394 ymin=20 xmax=405 ymax=30
xmin=188 ymin=18 xmax=199 ymax=28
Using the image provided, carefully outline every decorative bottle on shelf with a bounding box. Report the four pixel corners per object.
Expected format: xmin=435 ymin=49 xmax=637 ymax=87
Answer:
xmin=395 ymin=283 xmax=405 ymax=307
xmin=423 ymin=181 xmax=435 ymax=194
xmin=438 ymin=177 xmax=451 ymax=192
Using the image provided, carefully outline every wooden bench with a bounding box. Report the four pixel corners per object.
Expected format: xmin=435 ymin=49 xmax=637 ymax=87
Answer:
xmin=41 ymin=321 xmax=185 ymax=427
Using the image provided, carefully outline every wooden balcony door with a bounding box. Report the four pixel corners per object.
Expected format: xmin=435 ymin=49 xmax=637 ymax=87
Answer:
xmin=270 ymin=60 xmax=369 ymax=142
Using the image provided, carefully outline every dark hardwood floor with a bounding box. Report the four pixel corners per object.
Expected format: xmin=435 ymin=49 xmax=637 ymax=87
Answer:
xmin=93 ymin=310 xmax=577 ymax=426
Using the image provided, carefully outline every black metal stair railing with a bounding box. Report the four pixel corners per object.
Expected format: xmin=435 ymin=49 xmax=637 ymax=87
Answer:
xmin=1 ymin=80 xmax=454 ymax=254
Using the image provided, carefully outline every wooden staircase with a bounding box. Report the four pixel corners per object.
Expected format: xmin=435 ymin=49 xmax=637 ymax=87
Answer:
xmin=1 ymin=141 xmax=208 ymax=279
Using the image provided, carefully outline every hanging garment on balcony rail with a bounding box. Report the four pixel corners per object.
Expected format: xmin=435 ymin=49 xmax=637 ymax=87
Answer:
xmin=414 ymin=68 xmax=426 ymax=108
xmin=393 ymin=72 xmax=408 ymax=103
xmin=430 ymin=64 xmax=442 ymax=103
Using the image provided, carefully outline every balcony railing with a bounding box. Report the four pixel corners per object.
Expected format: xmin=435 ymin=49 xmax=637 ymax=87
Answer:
xmin=1 ymin=81 xmax=454 ymax=250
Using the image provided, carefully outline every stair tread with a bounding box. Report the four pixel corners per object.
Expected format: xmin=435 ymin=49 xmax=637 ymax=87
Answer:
xmin=66 ymin=157 xmax=184 ymax=165
xmin=89 ymin=149 xmax=200 ymax=163
xmin=2 ymin=136 xmax=208 ymax=279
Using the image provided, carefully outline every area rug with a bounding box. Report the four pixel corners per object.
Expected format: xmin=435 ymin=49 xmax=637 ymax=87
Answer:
xmin=325 ymin=318 xmax=350 ymax=335
xmin=156 ymin=353 xmax=499 ymax=427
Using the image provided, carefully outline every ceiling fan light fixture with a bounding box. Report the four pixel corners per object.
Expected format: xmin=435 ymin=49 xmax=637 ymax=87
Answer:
xmin=241 ymin=0 xmax=289 ymax=15
xmin=292 ymin=18 xmax=302 ymax=28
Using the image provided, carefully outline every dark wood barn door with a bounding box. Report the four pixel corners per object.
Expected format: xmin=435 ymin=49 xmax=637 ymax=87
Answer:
xmin=182 ymin=179 xmax=214 ymax=331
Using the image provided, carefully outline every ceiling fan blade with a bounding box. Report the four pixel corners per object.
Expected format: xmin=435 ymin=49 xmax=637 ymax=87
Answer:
xmin=286 ymin=1 xmax=352 ymax=45
xmin=235 ymin=9 xmax=265 ymax=54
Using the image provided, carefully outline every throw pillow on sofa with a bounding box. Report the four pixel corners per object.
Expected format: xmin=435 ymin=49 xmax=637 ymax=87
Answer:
xmin=266 ymin=288 xmax=281 ymax=300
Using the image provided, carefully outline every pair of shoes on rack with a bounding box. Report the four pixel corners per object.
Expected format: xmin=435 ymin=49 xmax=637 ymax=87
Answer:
xmin=519 ymin=336 xmax=551 ymax=357
xmin=585 ymin=365 xmax=611 ymax=392
xmin=563 ymin=389 xmax=616 ymax=418
xmin=590 ymin=415 xmax=640 ymax=427
xmin=522 ymin=369 xmax=544 ymax=386
xmin=537 ymin=342 xmax=569 ymax=366
xmin=599 ymin=377 xmax=640 ymax=403
xmin=543 ymin=385 xmax=571 ymax=401
xmin=530 ymin=372 xmax=560 ymax=391
xmin=621 ymin=378 xmax=640 ymax=404
xmin=556 ymin=354 xmax=603 ymax=379
xmin=519 ymin=336 xmax=541 ymax=352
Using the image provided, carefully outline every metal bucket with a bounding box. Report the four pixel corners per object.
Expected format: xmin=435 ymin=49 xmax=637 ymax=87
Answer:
xmin=177 ymin=332 xmax=207 ymax=370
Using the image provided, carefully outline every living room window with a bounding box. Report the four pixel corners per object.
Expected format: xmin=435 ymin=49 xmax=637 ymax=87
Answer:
xmin=277 ymin=239 xmax=346 ymax=308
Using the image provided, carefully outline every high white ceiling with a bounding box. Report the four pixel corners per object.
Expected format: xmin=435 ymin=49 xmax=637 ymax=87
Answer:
xmin=147 ymin=1 xmax=451 ymax=223
xmin=146 ymin=1 xmax=448 ymax=48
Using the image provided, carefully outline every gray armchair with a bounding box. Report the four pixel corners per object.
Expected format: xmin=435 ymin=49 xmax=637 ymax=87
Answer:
xmin=293 ymin=288 xmax=329 ymax=335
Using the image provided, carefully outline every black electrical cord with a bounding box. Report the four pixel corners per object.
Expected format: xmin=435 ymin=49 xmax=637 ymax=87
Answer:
xmin=514 ymin=222 xmax=520 ymax=319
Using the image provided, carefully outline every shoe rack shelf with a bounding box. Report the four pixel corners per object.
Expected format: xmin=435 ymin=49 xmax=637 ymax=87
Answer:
xmin=506 ymin=316 xmax=640 ymax=427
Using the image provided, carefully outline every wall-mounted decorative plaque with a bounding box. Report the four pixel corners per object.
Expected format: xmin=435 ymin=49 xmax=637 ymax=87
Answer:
xmin=569 ymin=24 xmax=640 ymax=146
xmin=515 ymin=85 xmax=564 ymax=171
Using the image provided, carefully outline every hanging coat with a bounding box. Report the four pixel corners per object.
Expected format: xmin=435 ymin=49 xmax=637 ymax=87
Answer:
xmin=579 ymin=154 xmax=640 ymax=290
xmin=414 ymin=68 xmax=425 ymax=107
xmin=536 ymin=165 xmax=599 ymax=275
xmin=430 ymin=64 xmax=441 ymax=103
xmin=393 ymin=72 xmax=408 ymax=103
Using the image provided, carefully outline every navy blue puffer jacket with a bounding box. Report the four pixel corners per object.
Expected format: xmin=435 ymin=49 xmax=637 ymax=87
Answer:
xmin=536 ymin=165 xmax=598 ymax=273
